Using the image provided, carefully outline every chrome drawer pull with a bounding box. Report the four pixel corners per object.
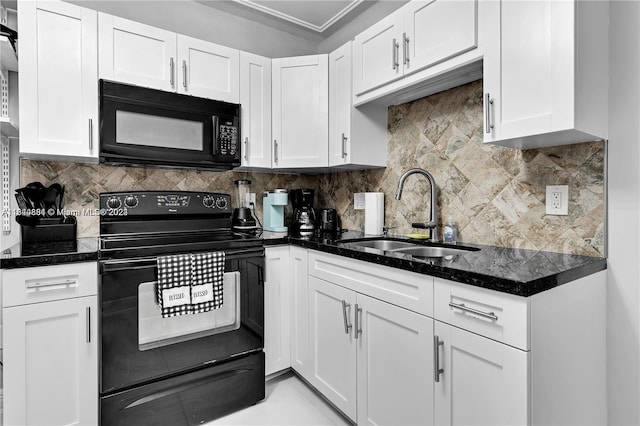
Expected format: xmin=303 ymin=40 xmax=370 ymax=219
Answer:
xmin=26 ymin=278 xmax=77 ymax=290
xmin=355 ymin=304 xmax=362 ymax=339
xmin=86 ymin=306 xmax=91 ymax=343
xmin=485 ymin=93 xmax=494 ymax=133
xmin=170 ymin=57 xmax=175 ymax=88
xmin=449 ymin=302 xmax=499 ymax=321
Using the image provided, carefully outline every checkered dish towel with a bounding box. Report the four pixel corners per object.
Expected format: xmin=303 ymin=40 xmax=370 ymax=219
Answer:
xmin=156 ymin=253 xmax=193 ymax=317
xmin=191 ymin=251 xmax=225 ymax=314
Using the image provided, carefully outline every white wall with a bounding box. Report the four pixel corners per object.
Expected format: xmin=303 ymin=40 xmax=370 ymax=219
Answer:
xmin=69 ymin=0 xmax=319 ymax=58
xmin=608 ymin=1 xmax=640 ymax=424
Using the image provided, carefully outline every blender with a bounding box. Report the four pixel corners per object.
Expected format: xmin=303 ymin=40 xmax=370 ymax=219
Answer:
xmin=232 ymin=179 xmax=257 ymax=230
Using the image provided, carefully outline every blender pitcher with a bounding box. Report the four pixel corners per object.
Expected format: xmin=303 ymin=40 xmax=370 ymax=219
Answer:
xmin=232 ymin=180 xmax=257 ymax=230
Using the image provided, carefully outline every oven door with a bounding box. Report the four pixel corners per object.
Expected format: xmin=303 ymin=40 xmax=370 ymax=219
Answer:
xmin=99 ymin=247 xmax=264 ymax=395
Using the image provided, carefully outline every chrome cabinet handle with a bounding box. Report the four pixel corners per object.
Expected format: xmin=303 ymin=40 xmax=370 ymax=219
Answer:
xmin=403 ymin=32 xmax=410 ymax=65
xmin=170 ymin=57 xmax=175 ymax=88
xmin=182 ymin=60 xmax=188 ymax=89
xmin=485 ymin=93 xmax=494 ymax=134
xmin=392 ymin=38 xmax=400 ymax=70
xmin=449 ymin=302 xmax=499 ymax=321
xmin=244 ymin=137 xmax=249 ymax=161
xmin=341 ymin=300 xmax=352 ymax=334
xmin=354 ymin=304 xmax=362 ymax=339
xmin=88 ymin=119 xmax=93 ymax=150
xmin=341 ymin=133 xmax=348 ymax=159
xmin=26 ymin=278 xmax=77 ymax=290
xmin=273 ymin=140 xmax=278 ymax=164
xmin=434 ymin=335 xmax=444 ymax=382
xmin=86 ymin=306 xmax=91 ymax=343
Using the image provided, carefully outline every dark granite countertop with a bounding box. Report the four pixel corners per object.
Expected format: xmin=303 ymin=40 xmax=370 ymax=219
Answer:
xmin=1 ymin=238 xmax=99 ymax=269
xmin=0 ymin=231 xmax=606 ymax=297
xmin=263 ymin=230 xmax=607 ymax=297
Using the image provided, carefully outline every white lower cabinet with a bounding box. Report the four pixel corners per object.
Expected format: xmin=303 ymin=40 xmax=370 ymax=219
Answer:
xmin=289 ymin=246 xmax=310 ymax=378
xmin=307 ymin=251 xmax=434 ymax=425
xmin=264 ymin=246 xmax=291 ymax=376
xmin=434 ymin=321 xmax=528 ymax=426
xmin=2 ymin=262 xmax=99 ymax=426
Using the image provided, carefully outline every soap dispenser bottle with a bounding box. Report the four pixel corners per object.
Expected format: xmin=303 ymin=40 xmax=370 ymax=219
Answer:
xmin=443 ymin=216 xmax=458 ymax=244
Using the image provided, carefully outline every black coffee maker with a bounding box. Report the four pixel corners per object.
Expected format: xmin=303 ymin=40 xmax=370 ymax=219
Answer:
xmin=290 ymin=188 xmax=316 ymax=235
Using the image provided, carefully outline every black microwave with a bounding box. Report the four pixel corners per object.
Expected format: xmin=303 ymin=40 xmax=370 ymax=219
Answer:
xmin=99 ymin=80 xmax=241 ymax=171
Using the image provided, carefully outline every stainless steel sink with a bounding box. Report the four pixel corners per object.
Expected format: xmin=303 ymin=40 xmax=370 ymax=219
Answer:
xmin=337 ymin=238 xmax=480 ymax=259
xmin=337 ymin=239 xmax=416 ymax=251
xmin=392 ymin=246 xmax=477 ymax=258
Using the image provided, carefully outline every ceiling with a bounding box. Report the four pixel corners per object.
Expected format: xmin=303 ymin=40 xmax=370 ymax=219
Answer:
xmin=195 ymin=0 xmax=381 ymax=40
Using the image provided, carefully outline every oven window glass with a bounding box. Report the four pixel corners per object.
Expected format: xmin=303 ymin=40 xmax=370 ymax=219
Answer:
xmin=138 ymin=272 xmax=241 ymax=350
xmin=115 ymin=110 xmax=204 ymax=151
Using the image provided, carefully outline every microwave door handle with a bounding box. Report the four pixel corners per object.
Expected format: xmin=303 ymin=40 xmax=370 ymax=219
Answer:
xmin=212 ymin=116 xmax=219 ymax=155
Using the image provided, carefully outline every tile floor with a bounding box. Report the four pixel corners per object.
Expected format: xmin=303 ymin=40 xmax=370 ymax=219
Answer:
xmin=207 ymin=372 xmax=352 ymax=426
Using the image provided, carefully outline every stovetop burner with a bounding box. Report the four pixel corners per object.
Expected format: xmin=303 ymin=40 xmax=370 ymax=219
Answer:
xmin=99 ymin=191 xmax=263 ymax=259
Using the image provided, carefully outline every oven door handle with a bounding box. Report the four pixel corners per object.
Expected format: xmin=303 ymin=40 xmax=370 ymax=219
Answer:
xmin=100 ymin=247 xmax=264 ymax=273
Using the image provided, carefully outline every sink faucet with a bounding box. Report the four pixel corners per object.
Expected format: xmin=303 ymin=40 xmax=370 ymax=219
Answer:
xmin=395 ymin=168 xmax=439 ymax=242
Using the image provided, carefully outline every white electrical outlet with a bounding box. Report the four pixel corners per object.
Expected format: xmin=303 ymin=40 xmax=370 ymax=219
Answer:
xmin=354 ymin=193 xmax=365 ymax=210
xmin=546 ymin=185 xmax=569 ymax=215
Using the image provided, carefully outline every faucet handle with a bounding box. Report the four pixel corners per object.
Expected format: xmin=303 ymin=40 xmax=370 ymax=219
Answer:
xmin=382 ymin=226 xmax=395 ymax=236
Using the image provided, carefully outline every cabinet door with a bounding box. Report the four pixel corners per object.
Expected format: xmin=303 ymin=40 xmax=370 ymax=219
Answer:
xmin=328 ymin=42 xmax=352 ymax=166
xmin=4 ymin=296 xmax=98 ymax=426
xmin=239 ymin=52 xmax=272 ymax=168
xmin=308 ymin=276 xmax=357 ymax=421
xmin=357 ymin=294 xmax=434 ymax=426
xmin=403 ymin=0 xmax=477 ymax=76
xmin=353 ymin=11 xmax=404 ymax=95
xmin=19 ymin=0 xmax=98 ymax=159
xmin=434 ymin=321 xmax=529 ymax=426
xmin=272 ymin=55 xmax=329 ymax=169
xmin=98 ymin=13 xmax=177 ymax=92
xmin=483 ymin=0 xmax=573 ymax=143
xmin=264 ymin=246 xmax=291 ymax=376
xmin=177 ymin=35 xmax=239 ymax=103
xmin=290 ymin=246 xmax=310 ymax=377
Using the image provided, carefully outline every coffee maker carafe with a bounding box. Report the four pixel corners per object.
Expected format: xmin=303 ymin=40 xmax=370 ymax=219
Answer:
xmin=290 ymin=188 xmax=316 ymax=235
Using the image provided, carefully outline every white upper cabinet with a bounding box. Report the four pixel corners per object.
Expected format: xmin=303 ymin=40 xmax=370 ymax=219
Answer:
xmin=272 ymin=55 xmax=328 ymax=169
xmin=19 ymin=0 xmax=98 ymax=160
xmin=99 ymin=14 xmax=239 ymax=103
xmin=98 ymin=14 xmax=176 ymax=92
xmin=239 ymin=52 xmax=272 ymax=169
xmin=176 ymin=35 xmax=239 ymax=103
xmin=353 ymin=0 xmax=478 ymax=97
xmin=483 ymin=0 xmax=608 ymax=149
xmin=329 ymin=41 xmax=387 ymax=169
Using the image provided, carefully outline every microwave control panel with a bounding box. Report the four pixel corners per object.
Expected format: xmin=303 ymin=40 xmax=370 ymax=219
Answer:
xmin=219 ymin=122 xmax=238 ymax=156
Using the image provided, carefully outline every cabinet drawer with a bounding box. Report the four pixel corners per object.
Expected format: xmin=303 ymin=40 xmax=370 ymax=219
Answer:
xmin=434 ymin=278 xmax=529 ymax=350
xmin=308 ymin=251 xmax=433 ymax=317
xmin=2 ymin=262 xmax=98 ymax=307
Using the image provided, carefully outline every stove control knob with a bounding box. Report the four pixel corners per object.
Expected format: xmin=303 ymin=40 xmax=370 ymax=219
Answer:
xmin=203 ymin=196 xmax=215 ymax=208
xmin=124 ymin=195 xmax=139 ymax=208
xmin=215 ymin=197 xmax=228 ymax=210
xmin=107 ymin=197 xmax=121 ymax=209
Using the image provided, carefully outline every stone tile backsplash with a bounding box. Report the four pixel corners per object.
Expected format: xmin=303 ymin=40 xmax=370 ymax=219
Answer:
xmin=21 ymin=80 xmax=604 ymax=256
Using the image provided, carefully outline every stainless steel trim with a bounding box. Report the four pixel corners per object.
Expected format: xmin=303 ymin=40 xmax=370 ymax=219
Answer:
xmin=88 ymin=119 xmax=93 ymax=150
xmin=403 ymin=33 xmax=409 ymax=65
xmin=604 ymin=139 xmax=609 ymax=258
xmin=434 ymin=335 xmax=444 ymax=382
xmin=170 ymin=57 xmax=175 ymax=88
xmin=26 ymin=279 xmax=77 ymax=289
xmin=341 ymin=133 xmax=347 ymax=159
xmin=273 ymin=140 xmax=278 ymax=164
xmin=182 ymin=60 xmax=188 ymax=89
xmin=355 ymin=304 xmax=362 ymax=339
xmin=341 ymin=300 xmax=352 ymax=334
xmin=485 ymin=93 xmax=494 ymax=134
xmin=244 ymin=137 xmax=249 ymax=161
xmin=86 ymin=306 xmax=91 ymax=343
xmin=449 ymin=302 xmax=499 ymax=321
